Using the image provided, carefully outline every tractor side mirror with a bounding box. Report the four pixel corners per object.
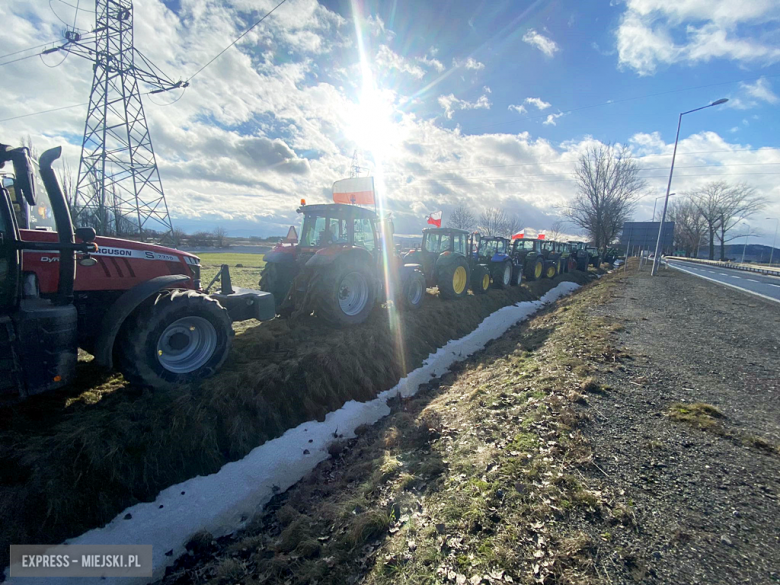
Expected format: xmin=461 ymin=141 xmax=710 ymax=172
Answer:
xmin=75 ymin=227 xmax=96 ymax=243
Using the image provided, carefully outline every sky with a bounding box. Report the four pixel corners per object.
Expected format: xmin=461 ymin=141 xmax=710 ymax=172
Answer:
xmin=1 ymin=0 xmax=779 ymax=246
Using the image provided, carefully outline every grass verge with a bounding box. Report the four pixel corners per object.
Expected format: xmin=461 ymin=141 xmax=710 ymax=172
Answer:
xmin=160 ymin=271 xmax=633 ymax=585
xmin=0 ymin=272 xmax=592 ymax=569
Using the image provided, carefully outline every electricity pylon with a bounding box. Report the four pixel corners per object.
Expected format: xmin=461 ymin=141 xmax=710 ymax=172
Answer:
xmin=61 ymin=0 xmax=186 ymax=237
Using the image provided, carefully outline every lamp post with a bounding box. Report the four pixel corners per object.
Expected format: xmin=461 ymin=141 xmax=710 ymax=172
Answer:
xmin=652 ymin=98 xmax=729 ymax=276
xmin=652 ymin=193 xmax=675 ymax=222
xmin=741 ymin=222 xmax=750 ymax=264
xmin=767 ymin=217 xmax=778 ymax=266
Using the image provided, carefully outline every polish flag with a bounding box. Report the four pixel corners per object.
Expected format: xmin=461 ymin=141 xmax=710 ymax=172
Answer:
xmin=333 ymin=177 xmax=375 ymax=205
xmin=511 ymin=232 xmax=524 ymax=240
xmin=427 ymin=210 xmax=442 ymax=228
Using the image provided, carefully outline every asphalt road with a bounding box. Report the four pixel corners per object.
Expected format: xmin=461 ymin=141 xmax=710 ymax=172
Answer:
xmin=666 ymin=258 xmax=780 ymax=304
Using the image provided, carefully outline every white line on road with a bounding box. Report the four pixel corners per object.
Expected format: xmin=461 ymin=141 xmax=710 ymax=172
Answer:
xmin=668 ymin=263 xmax=780 ymax=305
xmin=729 ymin=275 xmax=741 ymax=279
xmin=747 ymin=278 xmax=759 ymax=282
xmin=719 ymin=273 xmax=728 ymax=276
xmin=771 ymin=284 xmax=780 ymax=288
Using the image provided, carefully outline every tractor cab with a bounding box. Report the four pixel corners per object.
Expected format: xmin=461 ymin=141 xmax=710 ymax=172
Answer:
xmin=474 ymin=236 xmax=519 ymax=289
xmin=476 ymin=236 xmax=509 ymax=262
xmin=0 ymin=144 xmax=96 ymax=401
xmin=261 ymin=202 xmax=425 ymax=325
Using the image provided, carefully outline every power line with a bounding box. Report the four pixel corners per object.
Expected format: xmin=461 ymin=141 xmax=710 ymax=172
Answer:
xmin=0 ymin=41 xmax=60 ymax=60
xmin=186 ymin=0 xmax=289 ymax=82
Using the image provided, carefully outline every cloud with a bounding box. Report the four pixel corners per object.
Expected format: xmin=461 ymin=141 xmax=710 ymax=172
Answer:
xmin=525 ymin=97 xmax=551 ymax=110
xmin=616 ymin=0 xmax=780 ymax=75
xmin=542 ymin=112 xmax=564 ymax=126
xmin=508 ymin=104 xmax=527 ymax=115
xmin=417 ymin=54 xmax=445 ymax=72
xmin=375 ymin=45 xmax=426 ymax=78
xmin=452 ymin=57 xmax=485 ymax=70
xmin=522 ymin=29 xmax=560 ymax=57
xmin=438 ymin=91 xmax=492 ymax=119
xmin=727 ymin=77 xmax=779 ymax=109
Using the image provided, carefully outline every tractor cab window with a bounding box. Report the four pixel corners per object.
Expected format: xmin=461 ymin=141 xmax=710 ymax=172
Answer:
xmin=423 ymin=232 xmax=451 ymax=254
xmin=453 ymin=233 xmax=465 ymax=255
xmin=542 ymin=241 xmax=555 ymax=252
xmin=300 ymin=215 xmax=327 ymax=247
xmin=496 ymin=240 xmax=506 ymax=254
xmin=327 ymin=217 xmax=349 ymax=244
xmin=479 ymin=239 xmax=498 ymax=257
xmin=515 ymin=239 xmax=538 ymax=251
xmin=353 ymin=218 xmax=376 ymax=252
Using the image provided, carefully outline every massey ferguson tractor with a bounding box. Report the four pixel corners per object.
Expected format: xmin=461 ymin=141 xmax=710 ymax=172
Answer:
xmin=473 ymin=235 xmax=521 ymax=288
xmin=0 ymin=143 xmax=274 ymax=400
xmin=403 ymin=227 xmax=490 ymax=299
xmin=260 ymin=202 xmax=425 ymax=326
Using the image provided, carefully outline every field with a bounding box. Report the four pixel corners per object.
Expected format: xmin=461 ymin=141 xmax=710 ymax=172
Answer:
xmin=197 ymin=252 xmax=266 ymax=290
xmin=0 ymin=270 xmax=594 ymax=569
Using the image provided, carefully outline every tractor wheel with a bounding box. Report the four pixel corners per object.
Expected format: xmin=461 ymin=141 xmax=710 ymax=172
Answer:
xmin=472 ymin=265 xmax=490 ymax=294
xmin=567 ymin=258 xmax=577 ymax=272
xmin=545 ymin=262 xmax=557 ymax=279
xmin=576 ymin=256 xmax=588 ymax=272
xmin=402 ymin=270 xmax=426 ymax=310
xmin=438 ymin=259 xmax=470 ymax=299
xmin=118 ymin=290 xmax=233 ymax=389
xmin=314 ymin=260 xmax=376 ymax=326
xmin=492 ymin=261 xmax=512 ymax=289
xmin=512 ymin=265 xmax=523 ymax=286
xmin=259 ymin=262 xmax=296 ymax=309
xmin=526 ymin=257 xmax=544 ymax=281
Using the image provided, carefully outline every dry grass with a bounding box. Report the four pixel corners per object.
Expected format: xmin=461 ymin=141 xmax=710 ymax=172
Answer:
xmin=0 ymin=272 xmax=592 ymax=567
xmin=157 ymin=268 xmax=628 ymax=585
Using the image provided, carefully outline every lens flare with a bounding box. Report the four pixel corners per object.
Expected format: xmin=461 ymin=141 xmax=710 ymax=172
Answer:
xmin=350 ymin=0 xmax=408 ymax=378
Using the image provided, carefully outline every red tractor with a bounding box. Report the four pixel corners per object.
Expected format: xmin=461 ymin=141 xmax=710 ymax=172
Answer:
xmin=0 ymin=144 xmax=274 ymax=400
xmin=260 ymin=202 xmax=425 ymax=326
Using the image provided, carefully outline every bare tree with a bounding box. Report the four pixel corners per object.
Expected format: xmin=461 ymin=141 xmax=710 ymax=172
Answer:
xmin=691 ymin=181 xmax=766 ymax=260
xmin=668 ymin=197 xmax=707 ymax=257
xmin=563 ymin=143 xmax=645 ymax=256
xmin=478 ymin=207 xmax=508 ymax=236
xmin=449 ymin=205 xmax=476 ymax=231
xmin=504 ymin=213 xmax=521 ymax=238
xmin=55 ymin=158 xmax=76 ymax=211
xmin=547 ymin=219 xmax=567 ymax=241
xmin=213 ymin=226 xmax=229 ymax=248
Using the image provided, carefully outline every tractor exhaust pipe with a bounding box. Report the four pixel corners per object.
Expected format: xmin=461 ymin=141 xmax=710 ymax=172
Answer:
xmin=38 ymin=147 xmax=76 ymax=305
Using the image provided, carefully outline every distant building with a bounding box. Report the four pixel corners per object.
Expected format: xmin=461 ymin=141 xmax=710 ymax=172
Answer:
xmin=620 ymin=221 xmax=674 ymax=256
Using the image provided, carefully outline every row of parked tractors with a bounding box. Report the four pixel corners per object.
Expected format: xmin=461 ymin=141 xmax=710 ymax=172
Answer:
xmin=0 ymin=143 xmax=605 ymax=402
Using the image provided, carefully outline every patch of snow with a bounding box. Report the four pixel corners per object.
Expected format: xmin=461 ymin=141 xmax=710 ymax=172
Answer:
xmin=4 ymin=281 xmax=580 ymax=585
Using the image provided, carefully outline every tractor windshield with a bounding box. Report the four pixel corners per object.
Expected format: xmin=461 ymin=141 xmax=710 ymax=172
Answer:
xmin=423 ymin=232 xmax=452 ymax=254
xmin=478 ymin=238 xmax=505 ymax=257
xmin=300 ymin=214 xmax=349 ymax=247
xmin=515 ymin=240 xmax=538 ymax=251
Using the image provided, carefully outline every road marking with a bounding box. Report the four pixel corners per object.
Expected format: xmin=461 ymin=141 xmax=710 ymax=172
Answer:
xmin=770 ymin=284 xmax=780 ymax=288
xmin=719 ymin=273 xmax=728 ymax=276
xmin=729 ymin=275 xmax=741 ymax=279
xmin=746 ymin=278 xmax=759 ymax=282
xmin=668 ymin=263 xmax=780 ymax=305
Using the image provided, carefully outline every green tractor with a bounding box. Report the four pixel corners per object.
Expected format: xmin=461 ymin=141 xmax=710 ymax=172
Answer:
xmin=260 ymin=203 xmax=426 ymax=326
xmin=509 ymin=236 xmax=552 ymax=281
xmin=404 ymin=228 xmax=491 ymax=299
xmin=569 ymin=241 xmax=598 ymax=271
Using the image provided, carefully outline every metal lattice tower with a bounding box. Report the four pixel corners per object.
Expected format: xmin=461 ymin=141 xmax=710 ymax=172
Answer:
xmin=62 ymin=0 xmax=186 ymax=237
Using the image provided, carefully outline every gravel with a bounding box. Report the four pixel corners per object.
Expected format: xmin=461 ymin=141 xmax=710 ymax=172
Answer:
xmin=578 ymin=265 xmax=780 ymax=584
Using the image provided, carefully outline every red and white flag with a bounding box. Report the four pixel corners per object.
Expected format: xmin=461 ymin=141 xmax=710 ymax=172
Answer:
xmin=426 ymin=210 xmax=442 ymax=228
xmin=333 ymin=177 xmax=375 ymax=205
xmin=511 ymin=231 xmax=524 ymax=240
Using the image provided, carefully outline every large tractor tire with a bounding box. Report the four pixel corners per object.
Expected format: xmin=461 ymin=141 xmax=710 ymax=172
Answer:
xmin=525 ymin=256 xmax=544 ymax=281
xmin=492 ymin=260 xmax=513 ymax=289
xmin=118 ymin=290 xmax=233 ymax=389
xmin=512 ymin=264 xmax=523 ymax=286
xmin=438 ymin=259 xmax=470 ymax=300
xmin=259 ymin=262 xmax=297 ymax=309
xmin=576 ymin=256 xmax=588 ymax=272
xmin=402 ymin=270 xmax=426 ymax=310
xmin=545 ymin=261 xmax=558 ymax=279
xmin=472 ymin=265 xmax=490 ymax=294
xmin=313 ymin=260 xmax=376 ymax=326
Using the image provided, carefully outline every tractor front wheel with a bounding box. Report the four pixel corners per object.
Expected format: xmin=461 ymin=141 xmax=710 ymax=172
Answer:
xmin=118 ymin=290 xmax=233 ymax=389
xmin=315 ymin=261 xmax=376 ymax=326
xmin=526 ymin=257 xmax=544 ymax=281
xmin=472 ymin=265 xmax=490 ymax=294
xmin=438 ymin=260 xmax=470 ymax=299
xmin=545 ymin=262 xmax=557 ymax=279
xmin=402 ymin=270 xmax=426 ymax=310
xmin=512 ymin=265 xmax=523 ymax=286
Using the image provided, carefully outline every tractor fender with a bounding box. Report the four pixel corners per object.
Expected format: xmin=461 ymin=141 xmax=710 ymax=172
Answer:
xmin=403 ymin=250 xmax=422 ymax=264
xmin=491 ymin=253 xmax=509 ymax=263
xmin=399 ymin=263 xmax=423 ymax=284
xmin=434 ymin=251 xmax=462 ymax=270
xmin=93 ymin=274 xmax=189 ymax=369
xmin=264 ymin=245 xmax=297 ymax=264
xmin=305 ymin=245 xmax=373 ymax=268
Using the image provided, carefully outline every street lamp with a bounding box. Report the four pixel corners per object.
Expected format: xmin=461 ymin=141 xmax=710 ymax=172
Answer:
xmin=652 ymin=98 xmax=729 ymax=275
xmin=652 ymin=193 xmax=675 ymax=222
xmin=741 ymin=222 xmax=750 ymax=264
xmin=767 ymin=217 xmax=779 ymax=266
